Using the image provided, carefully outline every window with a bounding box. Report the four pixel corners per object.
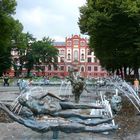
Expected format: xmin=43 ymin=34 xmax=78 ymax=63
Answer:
xmin=74 ymin=50 xmax=78 ymax=61
xmin=81 ymin=67 xmax=84 ymax=72
xmin=81 ymin=54 xmax=84 ymax=60
xmin=67 ymin=41 xmax=72 ymax=46
xmin=60 ymin=66 xmax=64 ymax=71
xmin=80 ymin=41 xmax=85 ymax=46
xmin=60 ymin=57 xmax=64 ymax=62
xmin=88 ymin=50 xmax=91 ymax=55
xmin=88 ymin=66 xmax=91 ymax=71
xmin=94 ymin=66 xmax=98 ymax=71
xmin=60 ymin=49 xmax=65 ymax=55
xmin=73 ymin=39 xmax=79 ymax=45
xmin=87 ymin=57 xmax=91 ymax=62
xmin=67 ymin=53 xmax=71 ymax=60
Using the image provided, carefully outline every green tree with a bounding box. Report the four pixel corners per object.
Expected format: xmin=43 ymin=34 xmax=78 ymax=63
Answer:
xmin=11 ymin=20 xmax=25 ymax=77
xmin=79 ymin=0 xmax=140 ymax=79
xmin=12 ymin=32 xmax=35 ymax=77
xmin=0 ymin=0 xmax=21 ymax=76
xmin=26 ymin=37 xmax=58 ymax=77
xmin=21 ymin=32 xmax=36 ymax=77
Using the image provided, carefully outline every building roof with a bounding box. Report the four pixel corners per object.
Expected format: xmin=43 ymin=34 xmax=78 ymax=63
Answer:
xmin=53 ymin=42 xmax=66 ymax=46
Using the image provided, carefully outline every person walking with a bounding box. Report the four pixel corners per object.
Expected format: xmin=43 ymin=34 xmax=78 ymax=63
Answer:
xmin=3 ymin=74 xmax=9 ymax=86
xmin=134 ymin=78 xmax=139 ymax=94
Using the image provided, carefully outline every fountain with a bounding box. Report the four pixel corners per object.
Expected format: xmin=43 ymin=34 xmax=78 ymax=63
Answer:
xmin=1 ymin=74 xmax=140 ymax=139
xmin=102 ymin=76 xmax=140 ymax=113
xmin=0 ymin=84 xmax=118 ymax=139
xmin=59 ymin=79 xmax=71 ymax=96
xmin=3 ymin=71 xmax=134 ymax=139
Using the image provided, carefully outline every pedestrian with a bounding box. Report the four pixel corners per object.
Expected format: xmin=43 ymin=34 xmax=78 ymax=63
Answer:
xmin=3 ymin=74 xmax=9 ymax=86
xmin=134 ymin=78 xmax=139 ymax=94
xmin=44 ymin=76 xmax=49 ymax=85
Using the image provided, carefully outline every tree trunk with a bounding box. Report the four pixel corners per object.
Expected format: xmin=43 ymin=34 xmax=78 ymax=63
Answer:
xmin=134 ymin=67 xmax=139 ymax=79
xmin=27 ymin=69 xmax=31 ymax=77
xmin=119 ymin=68 xmax=123 ymax=79
xmin=123 ymin=66 xmax=127 ymax=79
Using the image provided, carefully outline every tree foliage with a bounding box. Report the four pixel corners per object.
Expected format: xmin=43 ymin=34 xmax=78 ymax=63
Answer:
xmin=22 ymin=37 xmax=58 ymax=77
xmin=12 ymin=32 xmax=36 ymax=77
xmin=79 ymin=0 xmax=140 ymax=79
xmin=0 ymin=0 xmax=59 ymax=78
xmin=0 ymin=0 xmax=22 ymax=76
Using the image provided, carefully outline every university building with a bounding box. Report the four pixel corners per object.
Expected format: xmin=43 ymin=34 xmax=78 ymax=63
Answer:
xmin=10 ymin=34 xmax=108 ymax=78
xmin=45 ymin=34 xmax=107 ymax=78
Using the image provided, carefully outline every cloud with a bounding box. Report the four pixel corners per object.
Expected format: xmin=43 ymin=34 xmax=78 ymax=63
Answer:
xmin=19 ymin=7 xmax=46 ymax=28
xmin=18 ymin=6 xmax=66 ymax=29
xmin=15 ymin=0 xmax=87 ymax=40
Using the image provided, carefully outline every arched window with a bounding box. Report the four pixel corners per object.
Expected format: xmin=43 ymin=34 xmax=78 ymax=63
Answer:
xmin=68 ymin=53 xmax=71 ymax=60
xmin=74 ymin=50 xmax=78 ymax=61
xmin=81 ymin=53 xmax=84 ymax=60
xmin=81 ymin=67 xmax=84 ymax=72
xmin=60 ymin=49 xmax=64 ymax=55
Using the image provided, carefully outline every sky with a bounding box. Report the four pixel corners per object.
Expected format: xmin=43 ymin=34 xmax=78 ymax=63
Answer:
xmin=14 ymin=0 xmax=87 ymax=42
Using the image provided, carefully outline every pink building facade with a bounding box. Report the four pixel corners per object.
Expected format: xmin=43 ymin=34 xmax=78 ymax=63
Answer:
xmin=44 ymin=34 xmax=108 ymax=78
xmin=9 ymin=35 xmax=108 ymax=78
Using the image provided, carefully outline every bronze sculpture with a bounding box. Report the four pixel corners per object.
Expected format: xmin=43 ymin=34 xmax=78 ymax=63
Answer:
xmin=0 ymin=88 xmax=117 ymax=140
xmin=66 ymin=67 xmax=88 ymax=103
